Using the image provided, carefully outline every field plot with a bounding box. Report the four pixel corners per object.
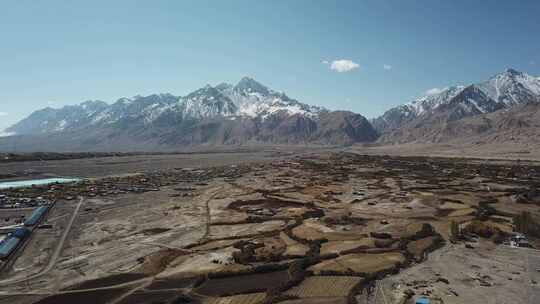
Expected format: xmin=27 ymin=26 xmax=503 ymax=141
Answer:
xmin=309 ymin=252 xmax=405 ymax=275
xmin=406 ymin=236 xmax=440 ymax=261
xmin=208 ymin=220 xmax=286 ymax=239
xmin=280 ymin=232 xmax=309 ymax=257
xmin=62 ymin=273 xmax=146 ymax=290
xmin=285 ymin=276 xmax=363 ymax=298
xmin=146 ymin=275 xmax=201 ymax=290
xmin=33 ymin=287 xmax=134 ymax=304
xmin=320 ymin=239 xmax=375 ymax=255
xmin=1 ymin=151 xmax=540 ymax=304
xmin=202 ymin=292 xmax=266 ymax=304
xmin=278 ymin=298 xmax=348 ymax=304
xmin=117 ymin=290 xmax=183 ymax=304
xmin=195 ymin=271 xmax=290 ymax=296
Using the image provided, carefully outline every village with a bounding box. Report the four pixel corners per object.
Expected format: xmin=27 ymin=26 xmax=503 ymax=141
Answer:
xmin=0 ymin=152 xmax=539 ymax=304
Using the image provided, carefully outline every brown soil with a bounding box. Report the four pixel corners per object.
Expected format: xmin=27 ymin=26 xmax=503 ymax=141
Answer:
xmin=195 ymin=270 xmax=290 ymax=296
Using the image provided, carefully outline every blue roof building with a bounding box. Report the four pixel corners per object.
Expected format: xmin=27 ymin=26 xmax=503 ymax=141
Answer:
xmin=416 ymin=297 xmax=430 ymax=304
xmin=24 ymin=205 xmax=48 ymax=226
xmin=0 ymin=237 xmax=20 ymax=258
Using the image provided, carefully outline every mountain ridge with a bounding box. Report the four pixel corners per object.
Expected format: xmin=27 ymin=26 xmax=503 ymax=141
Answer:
xmin=3 ymin=69 xmax=540 ymax=152
xmin=373 ymin=68 xmax=540 ymax=144
xmin=2 ymin=77 xmax=376 ymax=152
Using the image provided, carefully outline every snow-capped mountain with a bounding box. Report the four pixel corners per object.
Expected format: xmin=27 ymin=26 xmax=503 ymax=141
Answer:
xmin=219 ymin=77 xmax=324 ymax=118
xmin=477 ymin=68 xmax=540 ymax=107
xmin=178 ymin=85 xmax=237 ymax=119
xmin=373 ymin=69 xmax=540 ymax=133
xmin=91 ymin=94 xmax=180 ymax=126
xmin=7 ymin=77 xmax=326 ymax=136
xmin=6 ymin=100 xmax=109 ymax=135
xmin=2 ymin=77 xmax=376 ymax=151
xmin=375 ymin=69 xmax=540 ymax=144
xmin=371 ymin=86 xmax=465 ymax=131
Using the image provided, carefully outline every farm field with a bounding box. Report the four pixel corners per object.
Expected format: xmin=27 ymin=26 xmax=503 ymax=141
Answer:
xmin=285 ymin=276 xmax=363 ymax=298
xmin=0 ymin=151 xmax=539 ymax=304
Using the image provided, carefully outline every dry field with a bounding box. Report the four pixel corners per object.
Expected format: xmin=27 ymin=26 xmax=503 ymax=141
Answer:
xmin=202 ymin=292 xmax=266 ymax=304
xmin=285 ymin=276 xmax=363 ymax=298
xmin=0 ymin=151 xmax=539 ymax=303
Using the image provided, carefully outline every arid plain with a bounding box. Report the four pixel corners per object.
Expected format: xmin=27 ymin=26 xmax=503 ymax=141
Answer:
xmin=1 ymin=149 xmax=539 ymax=304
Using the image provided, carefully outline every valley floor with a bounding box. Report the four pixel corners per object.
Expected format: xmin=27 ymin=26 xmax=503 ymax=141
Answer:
xmin=0 ymin=150 xmax=539 ymax=304
xmin=350 ymin=142 xmax=540 ymax=162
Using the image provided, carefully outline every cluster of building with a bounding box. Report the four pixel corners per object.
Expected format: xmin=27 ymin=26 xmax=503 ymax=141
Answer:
xmin=0 ymin=194 xmax=50 ymax=209
xmin=508 ymin=232 xmax=531 ymax=248
xmin=0 ymin=204 xmax=51 ymax=260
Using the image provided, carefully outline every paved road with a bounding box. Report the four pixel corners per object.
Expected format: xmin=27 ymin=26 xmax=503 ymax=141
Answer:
xmin=0 ymin=196 xmax=84 ymax=286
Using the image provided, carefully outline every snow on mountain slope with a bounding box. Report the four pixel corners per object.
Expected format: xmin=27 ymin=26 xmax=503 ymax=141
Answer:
xmin=477 ymin=68 xmax=540 ymax=106
xmin=90 ymin=94 xmax=180 ymax=125
xmin=217 ymin=77 xmax=324 ymax=118
xmin=6 ymin=100 xmax=109 ymax=135
xmin=8 ymin=77 xmax=329 ymax=137
xmin=405 ymin=86 xmax=465 ymax=115
xmin=371 ymin=86 xmax=465 ymax=131
xmin=2 ymin=77 xmax=377 ymax=150
xmin=0 ymin=130 xmax=14 ymax=138
xmin=179 ymin=85 xmax=237 ymax=119
xmin=373 ymin=68 xmax=540 ymax=133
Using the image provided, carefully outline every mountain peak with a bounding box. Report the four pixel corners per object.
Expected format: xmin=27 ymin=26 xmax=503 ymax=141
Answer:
xmin=80 ymin=100 xmax=108 ymax=109
xmin=504 ymin=68 xmax=522 ymax=76
xmin=238 ymin=76 xmax=258 ymax=83
xmin=215 ymin=82 xmax=233 ymax=92
xmin=187 ymin=84 xmax=222 ymax=98
xmin=235 ymin=77 xmax=269 ymax=95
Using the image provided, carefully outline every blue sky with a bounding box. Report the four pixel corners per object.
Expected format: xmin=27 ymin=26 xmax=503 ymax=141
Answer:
xmin=1 ymin=0 xmax=539 ymax=131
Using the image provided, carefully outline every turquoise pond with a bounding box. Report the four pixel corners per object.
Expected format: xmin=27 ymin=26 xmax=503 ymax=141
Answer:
xmin=0 ymin=178 xmax=81 ymax=190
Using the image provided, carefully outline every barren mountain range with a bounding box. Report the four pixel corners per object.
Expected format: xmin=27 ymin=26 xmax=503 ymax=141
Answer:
xmin=1 ymin=69 xmax=539 ymax=152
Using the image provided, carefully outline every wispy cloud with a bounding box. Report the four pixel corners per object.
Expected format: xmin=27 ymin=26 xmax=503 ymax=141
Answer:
xmin=323 ymin=59 xmax=360 ymax=73
xmin=383 ymin=64 xmax=392 ymax=70
xmin=0 ymin=112 xmax=8 ymax=117
xmin=425 ymin=88 xmax=443 ymax=95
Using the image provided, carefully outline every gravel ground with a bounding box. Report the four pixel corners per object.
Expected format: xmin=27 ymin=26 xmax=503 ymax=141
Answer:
xmin=373 ymin=240 xmax=539 ymax=304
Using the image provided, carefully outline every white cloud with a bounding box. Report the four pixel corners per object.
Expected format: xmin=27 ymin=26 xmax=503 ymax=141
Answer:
xmin=383 ymin=64 xmax=392 ymax=70
xmin=0 ymin=112 xmax=7 ymax=117
xmin=425 ymin=88 xmax=443 ymax=95
xmin=321 ymin=60 xmax=329 ymax=64
xmin=324 ymin=59 xmax=360 ymax=73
